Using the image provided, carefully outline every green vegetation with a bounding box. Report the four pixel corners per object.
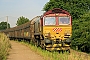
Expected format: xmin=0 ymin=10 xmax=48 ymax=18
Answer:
xmin=0 ymin=22 xmax=10 ymax=30
xmin=16 ymin=16 xmax=29 ymax=26
xmin=19 ymin=41 xmax=90 ymax=60
xmin=43 ymin=0 xmax=90 ymax=53
xmin=72 ymin=12 xmax=90 ymax=52
xmin=0 ymin=33 xmax=11 ymax=60
xmin=43 ymin=0 xmax=90 ymax=19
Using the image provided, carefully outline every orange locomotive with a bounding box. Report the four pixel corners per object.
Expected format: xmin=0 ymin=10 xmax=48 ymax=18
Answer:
xmin=1 ymin=8 xmax=72 ymax=51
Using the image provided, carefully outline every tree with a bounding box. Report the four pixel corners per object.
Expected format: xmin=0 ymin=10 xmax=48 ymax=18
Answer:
xmin=0 ymin=22 xmax=10 ymax=30
xmin=16 ymin=16 xmax=29 ymax=26
xmin=71 ymin=12 xmax=90 ymax=52
xmin=43 ymin=0 xmax=90 ymax=19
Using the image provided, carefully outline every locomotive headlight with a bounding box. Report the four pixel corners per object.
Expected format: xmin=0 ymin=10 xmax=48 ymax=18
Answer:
xmin=44 ymin=30 xmax=50 ymax=37
xmin=55 ymin=14 xmax=59 ymax=16
xmin=44 ymin=33 xmax=50 ymax=37
xmin=45 ymin=33 xmax=49 ymax=36
xmin=64 ymin=30 xmax=70 ymax=35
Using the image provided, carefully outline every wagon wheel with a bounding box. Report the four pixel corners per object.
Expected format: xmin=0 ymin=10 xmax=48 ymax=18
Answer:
xmin=43 ymin=45 xmax=46 ymax=50
xmin=36 ymin=40 xmax=39 ymax=47
xmin=41 ymin=44 xmax=46 ymax=50
xmin=40 ymin=40 xmax=46 ymax=50
xmin=66 ymin=49 xmax=70 ymax=53
xmin=35 ymin=39 xmax=39 ymax=47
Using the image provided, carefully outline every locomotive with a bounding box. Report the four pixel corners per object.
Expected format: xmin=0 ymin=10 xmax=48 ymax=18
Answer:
xmin=1 ymin=8 xmax=72 ymax=51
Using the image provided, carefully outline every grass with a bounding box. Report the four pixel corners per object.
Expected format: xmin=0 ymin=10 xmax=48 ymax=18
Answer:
xmin=0 ymin=33 xmax=89 ymax=60
xmin=18 ymin=40 xmax=90 ymax=60
xmin=0 ymin=33 xmax=11 ymax=60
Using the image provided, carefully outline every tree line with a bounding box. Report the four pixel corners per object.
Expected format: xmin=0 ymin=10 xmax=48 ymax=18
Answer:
xmin=0 ymin=16 xmax=29 ymax=30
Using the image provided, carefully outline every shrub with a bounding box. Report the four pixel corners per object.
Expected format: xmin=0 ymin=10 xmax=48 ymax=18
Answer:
xmin=0 ymin=33 xmax=11 ymax=60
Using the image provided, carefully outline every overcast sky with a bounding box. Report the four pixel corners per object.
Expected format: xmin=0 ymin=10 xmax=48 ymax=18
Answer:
xmin=0 ymin=0 xmax=49 ymax=27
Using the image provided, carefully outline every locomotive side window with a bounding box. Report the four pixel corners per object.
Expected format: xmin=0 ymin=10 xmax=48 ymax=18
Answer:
xmin=44 ymin=17 xmax=56 ymax=25
xmin=59 ymin=17 xmax=70 ymax=25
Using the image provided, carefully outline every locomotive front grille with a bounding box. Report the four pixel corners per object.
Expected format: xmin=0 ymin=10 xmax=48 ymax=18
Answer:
xmin=56 ymin=38 xmax=59 ymax=40
xmin=56 ymin=38 xmax=60 ymax=44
